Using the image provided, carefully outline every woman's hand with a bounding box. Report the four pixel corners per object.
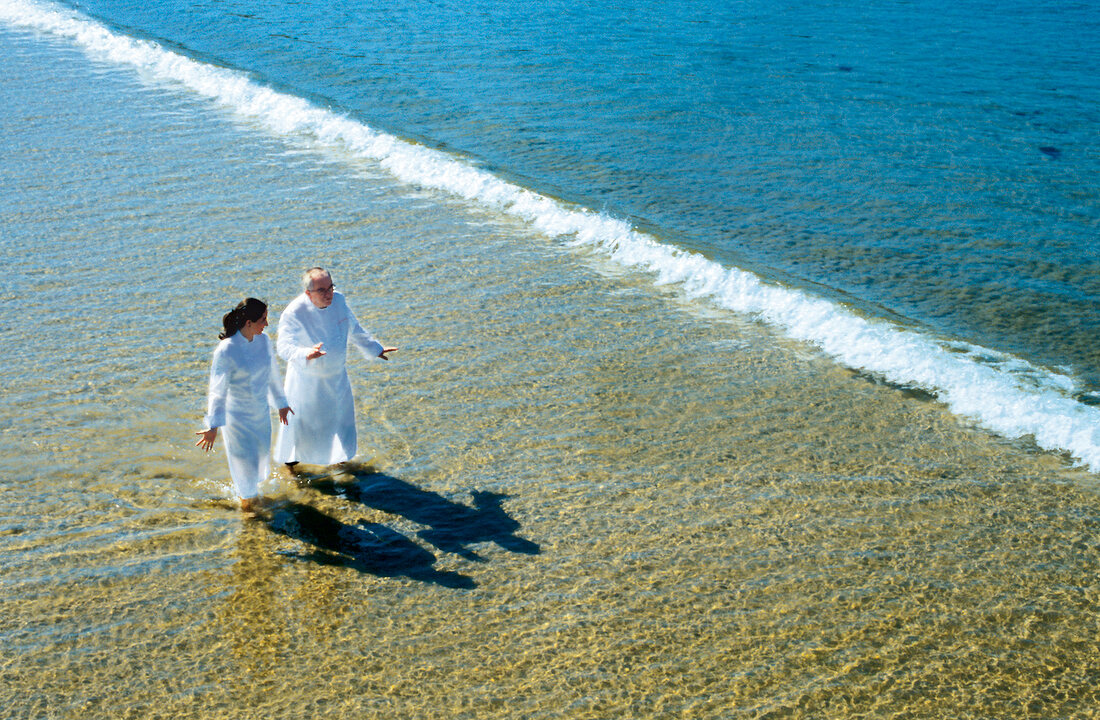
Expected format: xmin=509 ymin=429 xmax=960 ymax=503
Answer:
xmin=195 ymin=428 xmax=218 ymax=452
xmin=279 ymin=406 xmax=294 ymax=425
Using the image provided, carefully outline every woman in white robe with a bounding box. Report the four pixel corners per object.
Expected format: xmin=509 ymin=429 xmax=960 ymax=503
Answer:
xmin=196 ymin=298 xmax=292 ymax=512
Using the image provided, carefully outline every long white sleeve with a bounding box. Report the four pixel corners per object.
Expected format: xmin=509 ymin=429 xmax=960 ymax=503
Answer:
xmin=276 ymin=304 xmax=314 ymax=366
xmin=204 ymin=345 xmax=229 ymax=430
xmin=266 ymin=337 xmax=289 ymax=410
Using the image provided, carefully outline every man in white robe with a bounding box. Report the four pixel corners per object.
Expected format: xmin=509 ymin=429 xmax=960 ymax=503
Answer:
xmin=273 ymin=267 xmax=396 ymax=468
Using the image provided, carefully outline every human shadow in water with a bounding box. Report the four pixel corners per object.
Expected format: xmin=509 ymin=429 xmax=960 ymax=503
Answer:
xmin=304 ymin=468 xmax=540 ymax=562
xmin=262 ymin=501 xmax=476 ymax=589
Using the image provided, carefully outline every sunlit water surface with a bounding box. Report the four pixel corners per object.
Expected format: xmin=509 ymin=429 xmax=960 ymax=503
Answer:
xmin=2 ymin=25 xmax=1100 ymax=720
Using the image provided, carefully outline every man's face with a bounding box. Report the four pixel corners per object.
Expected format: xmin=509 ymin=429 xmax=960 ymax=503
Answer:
xmin=306 ymin=274 xmax=334 ymax=309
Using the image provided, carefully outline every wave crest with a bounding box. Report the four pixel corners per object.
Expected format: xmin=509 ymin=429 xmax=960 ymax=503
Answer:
xmin=4 ymin=0 xmax=1098 ymax=470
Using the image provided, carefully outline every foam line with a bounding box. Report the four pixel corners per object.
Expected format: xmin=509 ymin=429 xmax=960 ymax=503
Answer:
xmin=4 ymin=0 xmax=1099 ymax=470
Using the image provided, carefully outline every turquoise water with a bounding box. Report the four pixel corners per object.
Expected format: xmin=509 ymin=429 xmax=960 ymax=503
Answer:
xmin=18 ymin=0 xmax=1098 ymax=467
xmin=64 ymin=0 xmax=1100 ymax=385
xmin=2 ymin=0 xmax=1100 ymax=717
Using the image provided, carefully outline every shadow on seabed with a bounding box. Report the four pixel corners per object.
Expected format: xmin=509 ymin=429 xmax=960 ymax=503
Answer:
xmin=303 ymin=464 xmax=541 ymax=561
xmin=256 ymin=463 xmax=540 ymax=589
xmin=263 ymin=500 xmax=477 ymax=589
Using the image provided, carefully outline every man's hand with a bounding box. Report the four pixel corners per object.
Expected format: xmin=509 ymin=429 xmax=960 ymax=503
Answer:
xmin=306 ymin=342 xmax=326 ymax=360
xmin=279 ymin=406 xmax=294 ymax=425
xmin=379 ymin=347 xmax=398 ymax=360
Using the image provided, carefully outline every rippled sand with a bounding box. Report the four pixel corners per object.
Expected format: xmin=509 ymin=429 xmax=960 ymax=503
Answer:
xmin=3 ymin=26 xmax=1100 ymax=719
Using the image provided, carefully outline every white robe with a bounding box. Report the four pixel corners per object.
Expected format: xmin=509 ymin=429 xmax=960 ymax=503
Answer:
xmin=204 ymin=332 xmax=288 ymax=499
xmin=273 ymin=291 xmax=384 ymax=465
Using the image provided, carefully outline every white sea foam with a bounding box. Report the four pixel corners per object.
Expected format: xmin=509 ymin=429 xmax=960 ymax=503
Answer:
xmin=5 ymin=0 xmax=1099 ymax=470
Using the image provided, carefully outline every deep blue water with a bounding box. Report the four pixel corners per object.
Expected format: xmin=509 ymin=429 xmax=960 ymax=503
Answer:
xmin=58 ymin=0 xmax=1100 ymax=384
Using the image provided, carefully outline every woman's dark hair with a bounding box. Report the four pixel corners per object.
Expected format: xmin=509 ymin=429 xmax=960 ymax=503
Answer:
xmin=219 ymin=297 xmax=267 ymax=339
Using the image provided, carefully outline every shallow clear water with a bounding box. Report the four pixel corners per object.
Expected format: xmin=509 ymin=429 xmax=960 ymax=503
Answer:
xmin=3 ymin=3 xmax=1100 ymax=718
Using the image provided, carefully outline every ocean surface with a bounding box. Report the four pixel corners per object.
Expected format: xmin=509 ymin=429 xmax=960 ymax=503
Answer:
xmin=1 ymin=0 xmax=1099 ymax=717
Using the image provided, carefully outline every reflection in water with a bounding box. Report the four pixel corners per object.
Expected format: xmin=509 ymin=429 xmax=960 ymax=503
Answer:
xmin=263 ymin=501 xmax=477 ymax=589
xmin=303 ymin=466 xmax=541 ymax=560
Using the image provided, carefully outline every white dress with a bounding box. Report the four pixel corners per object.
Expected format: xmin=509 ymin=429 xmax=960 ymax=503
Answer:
xmin=273 ymin=291 xmax=384 ymax=465
xmin=204 ymin=332 xmax=288 ymax=499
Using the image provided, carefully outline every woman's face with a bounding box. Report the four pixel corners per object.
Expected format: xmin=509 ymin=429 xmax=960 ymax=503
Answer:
xmin=242 ymin=309 xmax=268 ymax=340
